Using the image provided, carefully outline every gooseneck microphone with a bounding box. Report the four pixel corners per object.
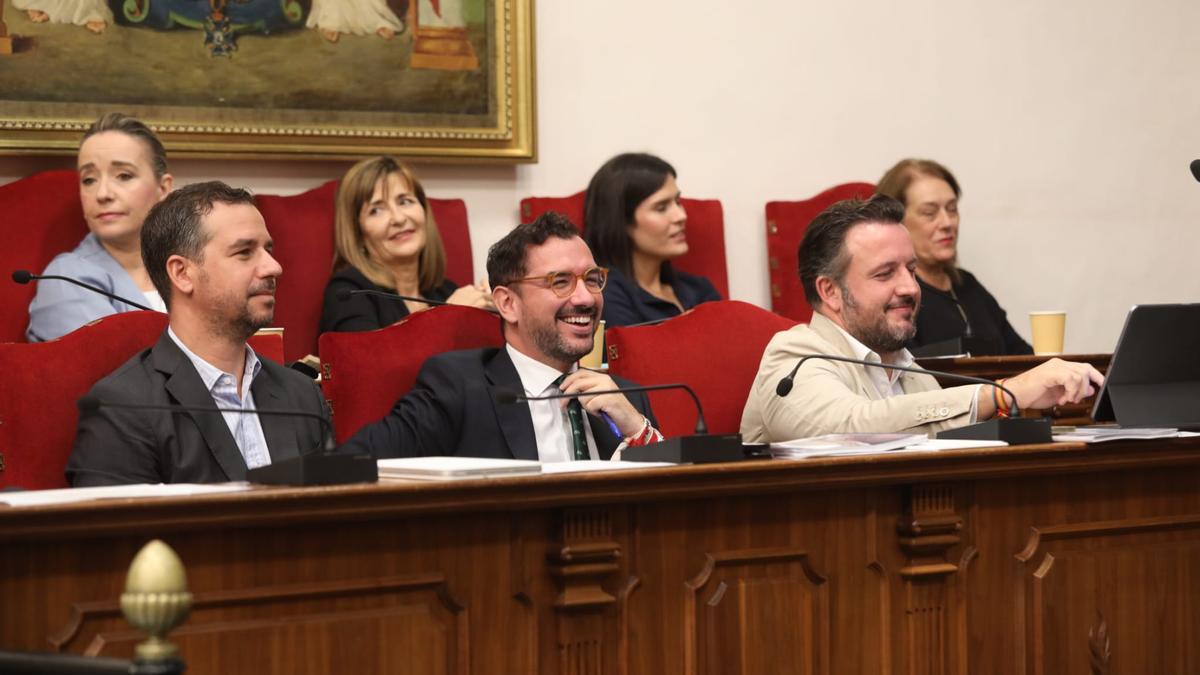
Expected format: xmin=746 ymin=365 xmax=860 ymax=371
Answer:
xmin=12 ymin=270 xmax=155 ymax=311
xmin=335 ymin=287 xmax=500 ymax=315
xmin=774 ymin=352 xmax=1052 ymax=444
xmin=1191 ymin=159 xmax=1200 ymax=183
xmin=494 ymin=381 xmax=746 ymax=463
xmin=78 ymin=395 xmax=377 ymax=485
xmin=496 ymin=382 xmax=710 ymax=435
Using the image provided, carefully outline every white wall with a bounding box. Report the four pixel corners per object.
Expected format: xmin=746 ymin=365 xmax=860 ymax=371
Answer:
xmin=5 ymin=0 xmax=1200 ymax=352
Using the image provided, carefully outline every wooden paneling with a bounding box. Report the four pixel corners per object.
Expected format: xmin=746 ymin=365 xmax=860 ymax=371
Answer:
xmin=2 ymin=437 xmax=1199 ymax=674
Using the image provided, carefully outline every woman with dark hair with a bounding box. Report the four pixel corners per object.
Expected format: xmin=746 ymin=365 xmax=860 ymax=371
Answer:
xmin=319 ymin=156 xmax=492 ymax=333
xmin=27 ymin=112 xmax=174 ymax=342
xmin=583 ymin=153 xmax=720 ymax=327
xmin=876 ymin=158 xmax=1031 ymax=355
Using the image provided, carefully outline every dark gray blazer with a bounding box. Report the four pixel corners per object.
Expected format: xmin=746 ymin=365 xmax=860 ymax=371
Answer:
xmin=66 ymin=331 xmax=331 ymax=486
xmin=340 ymin=347 xmax=658 ymax=460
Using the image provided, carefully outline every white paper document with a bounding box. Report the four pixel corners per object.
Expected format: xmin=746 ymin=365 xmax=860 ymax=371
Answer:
xmin=540 ymin=460 xmax=675 ymax=474
xmin=1052 ymin=427 xmax=1179 ymax=443
xmin=770 ymin=434 xmax=1006 ymax=459
xmin=378 ymin=456 xmax=542 ymax=480
xmin=0 ymin=482 xmax=252 ymax=508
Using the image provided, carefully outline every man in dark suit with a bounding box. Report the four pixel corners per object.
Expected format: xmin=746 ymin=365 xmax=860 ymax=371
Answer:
xmin=66 ymin=182 xmax=330 ymax=486
xmin=341 ymin=212 xmax=663 ymax=461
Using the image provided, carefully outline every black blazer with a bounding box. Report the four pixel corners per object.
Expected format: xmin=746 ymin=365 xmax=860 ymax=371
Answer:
xmin=320 ymin=265 xmax=458 ymax=333
xmin=909 ymin=269 xmax=1033 ymax=356
xmin=600 ymin=265 xmax=721 ymax=327
xmin=66 ymin=331 xmax=331 ymax=486
xmin=340 ymin=347 xmax=658 ymax=460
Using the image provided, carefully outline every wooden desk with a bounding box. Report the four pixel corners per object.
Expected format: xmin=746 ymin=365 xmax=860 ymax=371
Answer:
xmin=918 ymin=353 xmax=1112 ymax=425
xmin=2 ymin=438 xmax=1198 ymax=674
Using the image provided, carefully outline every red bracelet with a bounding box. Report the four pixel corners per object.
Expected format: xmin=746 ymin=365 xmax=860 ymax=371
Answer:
xmin=994 ymin=379 xmax=1011 ymax=418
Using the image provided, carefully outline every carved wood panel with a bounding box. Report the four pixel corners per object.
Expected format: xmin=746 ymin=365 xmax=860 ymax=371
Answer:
xmin=1016 ymin=515 xmax=1200 ymax=675
xmin=54 ymin=574 xmax=469 ymax=675
xmin=550 ymin=508 xmax=623 ymax=675
xmin=683 ymin=548 xmax=829 ymax=675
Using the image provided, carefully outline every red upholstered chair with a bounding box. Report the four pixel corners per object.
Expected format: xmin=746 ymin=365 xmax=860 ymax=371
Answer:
xmin=319 ymin=305 xmax=503 ymax=444
xmin=605 ymin=300 xmax=798 ymax=438
xmin=519 ymin=191 xmax=586 ymax=229
xmin=519 ymin=191 xmax=730 ymax=299
xmin=0 ymin=170 xmax=88 ymax=343
xmin=766 ymin=182 xmax=875 ymax=322
xmin=255 ymin=180 xmax=338 ymax=363
xmin=0 ymin=311 xmax=168 ymax=490
xmin=428 ymin=197 xmax=475 ymax=286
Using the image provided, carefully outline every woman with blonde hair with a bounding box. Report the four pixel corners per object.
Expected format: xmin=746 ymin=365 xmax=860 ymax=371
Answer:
xmin=319 ymin=156 xmax=492 ymax=333
xmin=27 ymin=112 xmax=173 ymax=341
xmin=876 ymin=158 xmax=1031 ymax=355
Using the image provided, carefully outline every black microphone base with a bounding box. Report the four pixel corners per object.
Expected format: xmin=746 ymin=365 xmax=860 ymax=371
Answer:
xmin=246 ymin=452 xmax=378 ymax=486
xmin=621 ymin=434 xmax=746 ymax=464
xmin=935 ymin=417 xmax=1053 ymax=445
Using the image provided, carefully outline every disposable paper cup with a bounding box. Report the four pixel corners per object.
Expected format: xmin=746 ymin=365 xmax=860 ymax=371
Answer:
xmin=1029 ymin=311 xmax=1066 ymax=355
xmin=580 ymin=319 xmax=606 ymax=368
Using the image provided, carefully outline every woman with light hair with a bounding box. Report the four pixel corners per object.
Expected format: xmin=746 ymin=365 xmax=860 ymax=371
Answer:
xmin=876 ymin=158 xmax=1031 ymax=355
xmin=319 ymin=156 xmax=491 ymax=333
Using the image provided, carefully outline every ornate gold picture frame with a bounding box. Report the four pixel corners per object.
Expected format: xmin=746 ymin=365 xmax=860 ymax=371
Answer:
xmin=0 ymin=0 xmax=535 ymax=162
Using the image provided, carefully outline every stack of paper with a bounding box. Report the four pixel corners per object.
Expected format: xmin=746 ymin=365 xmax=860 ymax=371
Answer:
xmin=769 ymin=433 xmax=928 ymax=459
xmin=377 ymin=456 xmax=542 ymax=480
xmin=1052 ymin=427 xmax=1179 ymax=443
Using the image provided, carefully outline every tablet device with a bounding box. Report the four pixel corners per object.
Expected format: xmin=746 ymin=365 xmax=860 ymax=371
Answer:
xmin=1091 ymin=303 xmax=1200 ymax=429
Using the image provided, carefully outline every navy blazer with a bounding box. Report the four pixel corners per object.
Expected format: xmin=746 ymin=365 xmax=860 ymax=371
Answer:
xmin=340 ymin=347 xmax=658 ymax=460
xmin=320 ymin=265 xmax=458 ymax=334
xmin=67 ymin=331 xmax=331 ymax=486
xmin=600 ymin=265 xmax=721 ymax=327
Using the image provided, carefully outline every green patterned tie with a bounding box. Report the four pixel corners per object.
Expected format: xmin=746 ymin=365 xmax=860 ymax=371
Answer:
xmin=553 ymin=374 xmax=589 ymax=460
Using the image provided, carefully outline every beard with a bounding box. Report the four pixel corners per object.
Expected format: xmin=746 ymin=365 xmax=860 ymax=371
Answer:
xmin=528 ymin=303 xmax=597 ymax=365
xmin=201 ymin=271 xmax=276 ymax=342
xmin=840 ymin=283 xmax=917 ymax=354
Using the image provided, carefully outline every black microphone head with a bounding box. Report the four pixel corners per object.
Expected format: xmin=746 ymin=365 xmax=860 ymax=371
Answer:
xmin=493 ymin=387 xmax=522 ymax=405
xmin=335 ymin=287 xmax=354 ymax=302
xmin=1191 ymin=159 xmax=1200 ymax=183
xmin=775 ymin=377 xmax=794 ymax=397
xmin=77 ymin=394 xmax=102 ymax=413
xmin=11 ymin=270 xmax=33 ymax=284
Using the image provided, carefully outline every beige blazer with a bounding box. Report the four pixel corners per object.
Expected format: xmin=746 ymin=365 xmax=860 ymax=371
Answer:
xmin=740 ymin=313 xmax=978 ymax=443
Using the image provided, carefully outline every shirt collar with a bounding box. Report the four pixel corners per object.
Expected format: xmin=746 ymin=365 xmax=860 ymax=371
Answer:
xmin=506 ymin=343 xmax=575 ymax=396
xmin=167 ymin=326 xmax=262 ymax=393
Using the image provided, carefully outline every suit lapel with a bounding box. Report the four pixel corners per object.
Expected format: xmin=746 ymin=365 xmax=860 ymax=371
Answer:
xmin=808 ymin=314 xmax=879 ymax=399
xmin=153 ymin=333 xmax=248 ymax=481
xmin=252 ymin=368 xmax=302 ymax=463
xmin=484 ymin=349 xmax=539 ymax=461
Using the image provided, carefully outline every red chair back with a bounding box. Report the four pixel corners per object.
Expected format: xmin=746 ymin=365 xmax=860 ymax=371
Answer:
xmin=765 ymin=182 xmax=875 ymax=322
xmin=255 ymin=181 xmax=339 ymax=363
xmin=319 ymin=305 xmax=503 ymax=444
xmin=519 ymin=191 xmax=730 ymax=299
xmin=0 ymin=311 xmax=169 ymax=489
xmin=0 ymin=170 xmax=88 ymax=343
xmin=428 ymin=197 xmax=475 ymax=286
xmin=605 ymin=301 xmax=798 ymax=437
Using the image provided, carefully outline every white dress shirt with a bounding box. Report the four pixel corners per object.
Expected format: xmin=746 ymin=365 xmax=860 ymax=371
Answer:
xmin=506 ymin=344 xmax=600 ymax=463
xmin=167 ymin=327 xmax=272 ymax=469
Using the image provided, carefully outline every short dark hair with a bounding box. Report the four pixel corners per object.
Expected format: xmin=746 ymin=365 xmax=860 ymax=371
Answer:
xmin=141 ymin=181 xmax=255 ymax=309
xmin=81 ymin=113 xmax=169 ymax=180
xmin=583 ymin=152 xmax=676 ymax=276
xmin=487 ymin=211 xmax=580 ymax=289
xmin=798 ymin=194 xmax=906 ymax=308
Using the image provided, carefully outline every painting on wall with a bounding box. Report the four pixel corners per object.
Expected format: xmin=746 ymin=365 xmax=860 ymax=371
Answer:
xmin=0 ymin=0 xmax=535 ymax=161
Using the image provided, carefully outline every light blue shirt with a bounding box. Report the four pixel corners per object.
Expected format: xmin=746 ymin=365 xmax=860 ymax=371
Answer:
xmin=26 ymin=232 xmax=164 ymax=342
xmin=167 ymin=327 xmax=272 ymax=469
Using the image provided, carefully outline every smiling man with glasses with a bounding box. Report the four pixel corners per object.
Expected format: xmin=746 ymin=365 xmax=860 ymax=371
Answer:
xmin=341 ymin=212 xmax=662 ymax=462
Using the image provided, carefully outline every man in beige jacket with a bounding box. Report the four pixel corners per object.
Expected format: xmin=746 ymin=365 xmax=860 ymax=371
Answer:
xmin=741 ymin=195 xmax=1103 ymax=443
